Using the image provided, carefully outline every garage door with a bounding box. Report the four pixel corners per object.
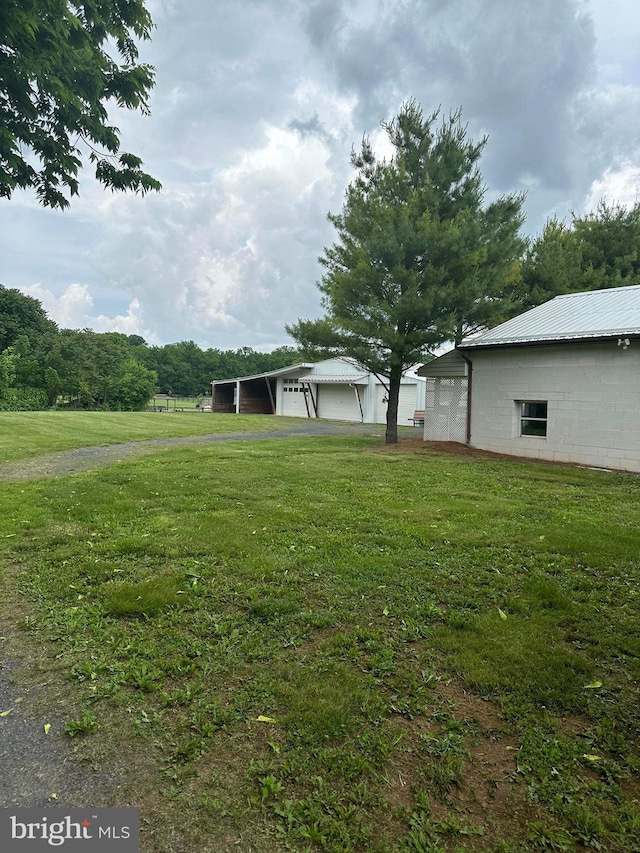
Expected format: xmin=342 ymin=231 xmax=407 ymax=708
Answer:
xmin=317 ymin=384 xmax=363 ymax=421
xmin=375 ymin=383 xmax=420 ymax=425
xmin=282 ymin=379 xmax=310 ymax=417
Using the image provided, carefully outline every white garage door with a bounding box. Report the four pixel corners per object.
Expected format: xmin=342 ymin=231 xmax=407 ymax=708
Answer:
xmin=375 ymin=383 xmax=420 ymax=425
xmin=282 ymin=379 xmax=310 ymax=417
xmin=317 ymin=384 xmax=363 ymax=421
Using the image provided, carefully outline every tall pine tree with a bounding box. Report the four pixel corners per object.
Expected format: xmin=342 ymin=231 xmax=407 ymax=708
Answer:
xmin=288 ymin=101 xmax=526 ymax=443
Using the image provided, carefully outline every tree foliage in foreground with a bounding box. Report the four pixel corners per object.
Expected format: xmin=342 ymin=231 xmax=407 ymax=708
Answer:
xmin=0 ymin=0 xmax=160 ymax=207
xmin=512 ymin=201 xmax=640 ymax=311
xmin=288 ymin=101 xmax=526 ymax=443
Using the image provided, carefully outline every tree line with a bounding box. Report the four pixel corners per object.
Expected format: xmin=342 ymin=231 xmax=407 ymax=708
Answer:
xmin=0 ymin=287 xmax=302 ymax=410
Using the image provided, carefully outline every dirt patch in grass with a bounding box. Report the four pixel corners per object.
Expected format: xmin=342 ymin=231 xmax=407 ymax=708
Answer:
xmin=371 ymin=438 xmax=520 ymax=461
xmin=385 ymin=679 xmax=533 ymax=846
xmin=437 ymin=682 xmax=527 ymax=835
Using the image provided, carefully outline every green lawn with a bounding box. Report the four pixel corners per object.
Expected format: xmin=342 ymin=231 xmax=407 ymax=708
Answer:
xmin=0 ymin=434 xmax=639 ymax=851
xmin=0 ymin=411 xmax=294 ymax=463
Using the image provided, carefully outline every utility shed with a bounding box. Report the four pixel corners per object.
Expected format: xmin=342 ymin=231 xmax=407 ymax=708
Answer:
xmin=436 ymin=285 xmax=640 ymax=473
xmin=210 ymin=357 xmax=425 ymax=425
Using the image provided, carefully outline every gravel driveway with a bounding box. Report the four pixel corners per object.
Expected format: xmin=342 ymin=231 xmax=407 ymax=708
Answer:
xmin=0 ymin=421 xmax=390 ymax=482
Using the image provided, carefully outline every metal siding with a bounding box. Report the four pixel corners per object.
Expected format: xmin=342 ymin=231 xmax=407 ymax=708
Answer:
xmin=281 ymin=381 xmax=309 ymax=417
xmin=418 ymin=350 xmax=468 ymax=377
xmin=304 ymin=357 xmax=367 ymax=380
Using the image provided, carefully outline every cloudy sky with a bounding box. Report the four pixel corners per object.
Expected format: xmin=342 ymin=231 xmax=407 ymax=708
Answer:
xmin=1 ymin=0 xmax=639 ymax=349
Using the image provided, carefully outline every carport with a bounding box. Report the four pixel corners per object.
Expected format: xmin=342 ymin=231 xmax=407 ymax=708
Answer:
xmin=211 ymin=365 xmax=313 ymax=415
xmin=211 ymin=375 xmax=277 ymax=414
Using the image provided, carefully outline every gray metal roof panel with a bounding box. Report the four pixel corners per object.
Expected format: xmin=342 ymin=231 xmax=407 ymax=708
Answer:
xmin=460 ymin=285 xmax=640 ymax=348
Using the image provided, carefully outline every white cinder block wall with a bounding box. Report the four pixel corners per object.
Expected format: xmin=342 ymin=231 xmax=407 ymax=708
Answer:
xmin=467 ymin=342 xmax=640 ymax=473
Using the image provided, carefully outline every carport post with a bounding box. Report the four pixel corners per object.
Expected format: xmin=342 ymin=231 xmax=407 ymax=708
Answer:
xmin=265 ymin=377 xmax=276 ymax=414
xmin=307 ymin=383 xmax=318 ymax=417
xmin=350 ymin=383 xmax=364 ymax=421
xmin=300 ymin=382 xmax=311 ymax=418
xmin=235 ymin=380 xmax=241 ymax=414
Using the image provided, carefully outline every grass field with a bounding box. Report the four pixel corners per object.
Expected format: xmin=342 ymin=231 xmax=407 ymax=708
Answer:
xmin=0 ymin=411 xmax=291 ymax=463
xmin=0 ymin=420 xmax=639 ymax=851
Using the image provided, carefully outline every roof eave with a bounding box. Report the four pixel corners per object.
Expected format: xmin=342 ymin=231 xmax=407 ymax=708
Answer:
xmin=210 ymin=363 xmax=315 ymax=385
xmin=458 ymin=332 xmax=640 ymax=351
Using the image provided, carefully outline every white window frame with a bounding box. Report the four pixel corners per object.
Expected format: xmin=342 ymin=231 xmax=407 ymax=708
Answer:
xmin=518 ymin=400 xmax=548 ymax=438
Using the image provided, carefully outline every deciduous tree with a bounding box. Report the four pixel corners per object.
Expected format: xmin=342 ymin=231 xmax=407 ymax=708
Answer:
xmin=0 ymin=0 xmax=161 ymax=207
xmin=0 ymin=284 xmax=58 ymax=351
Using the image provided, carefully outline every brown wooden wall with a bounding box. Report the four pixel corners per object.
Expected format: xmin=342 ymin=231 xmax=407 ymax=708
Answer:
xmin=238 ymin=378 xmax=275 ymax=414
xmin=211 ymin=378 xmax=276 ymax=414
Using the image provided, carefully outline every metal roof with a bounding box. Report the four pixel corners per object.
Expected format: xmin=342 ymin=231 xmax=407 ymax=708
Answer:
xmin=460 ymin=285 xmax=640 ymax=349
xmin=211 ymin=364 xmax=314 ymax=386
xmin=211 ymin=358 xmax=423 ymax=387
xmin=302 ymin=374 xmax=369 ymax=384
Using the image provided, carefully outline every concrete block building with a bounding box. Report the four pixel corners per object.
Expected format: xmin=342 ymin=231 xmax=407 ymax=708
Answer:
xmin=418 ymin=285 xmax=640 ymax=473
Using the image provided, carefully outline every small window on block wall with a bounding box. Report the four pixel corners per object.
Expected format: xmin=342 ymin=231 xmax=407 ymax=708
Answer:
xmin=519 ymin=401 xmax=548 ymax=437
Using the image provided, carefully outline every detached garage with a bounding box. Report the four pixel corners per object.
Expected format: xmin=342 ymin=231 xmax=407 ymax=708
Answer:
xmin=211 ymin=357 xmax=425 ymax=426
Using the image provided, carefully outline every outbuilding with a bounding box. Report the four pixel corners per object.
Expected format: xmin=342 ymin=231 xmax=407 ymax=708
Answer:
xmin=418 ymin=285 xmax=640 ymax=473
xmin=210 ymin=357 xmax=425 ymax=425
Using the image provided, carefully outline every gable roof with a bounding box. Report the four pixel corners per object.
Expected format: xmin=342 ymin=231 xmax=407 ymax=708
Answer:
xmin=211 ymin=363 xmax=314 ymax=386
xmin=459 ymin=285 xmax=640 ymax=349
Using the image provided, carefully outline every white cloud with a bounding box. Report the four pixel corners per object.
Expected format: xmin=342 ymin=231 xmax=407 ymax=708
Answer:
xmin=23 ymin=283 xmax=154 ymax=340
xmin=585 ymin=162 xmax=640 ymax=210
xmin=76 ymin=122 xmax=340 ymax=348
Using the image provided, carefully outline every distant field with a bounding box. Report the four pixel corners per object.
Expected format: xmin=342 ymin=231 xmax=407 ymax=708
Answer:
xmin=0 ymin=411 xmax=291 ymax=463
xmin=148 ymin=395 xmax=202 ymax=410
